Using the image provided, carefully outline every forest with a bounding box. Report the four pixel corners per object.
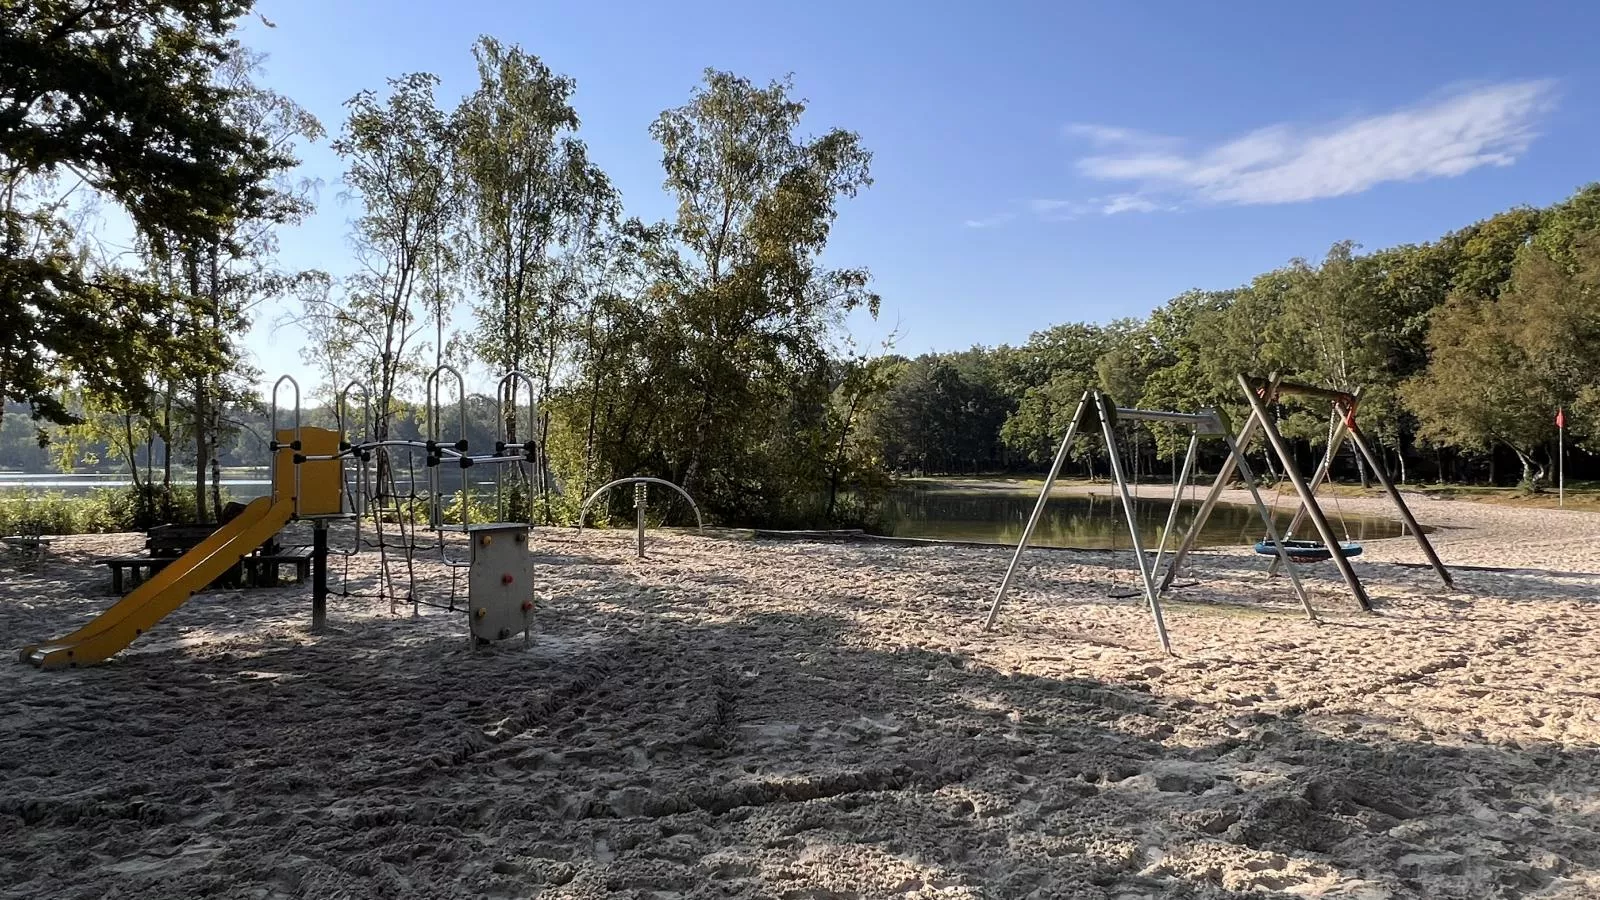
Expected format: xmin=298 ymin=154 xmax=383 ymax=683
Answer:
xmin=4 ymin=2 xmax=1600 ymax=532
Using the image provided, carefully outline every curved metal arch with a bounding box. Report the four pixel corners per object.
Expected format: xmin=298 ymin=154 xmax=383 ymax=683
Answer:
xmin=496 ymin=371 xmax=540 ymax=524
xmin=576 ymin=477 xmax=704 ymax=532
xmin=269 ymin=375 xmax=301 ymax=510
xmin=423 ymin=364 xmax=469 ymax=535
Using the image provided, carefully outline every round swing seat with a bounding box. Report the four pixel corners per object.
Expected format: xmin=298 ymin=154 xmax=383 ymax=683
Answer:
xmin=1254 ymin=539 xmax=1363 ymax=563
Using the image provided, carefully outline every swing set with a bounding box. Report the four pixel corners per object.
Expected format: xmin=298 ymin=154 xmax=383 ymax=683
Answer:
xmin=986 ymin=375 xmax=1453 ymax=654
xmin=984 ymin=390 xmax=1317 ymax=654
xmin=1158 ymin=373 xmax=1452 ymax=611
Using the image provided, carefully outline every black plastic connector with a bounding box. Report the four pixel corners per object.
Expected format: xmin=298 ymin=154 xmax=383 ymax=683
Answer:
xmin=459 ymin=456 xmax=474 ymax=469
xmin=455 ymin=439 xmax=469 ymax=453
xmin=293 ymin=453 xmax=306 ymax=464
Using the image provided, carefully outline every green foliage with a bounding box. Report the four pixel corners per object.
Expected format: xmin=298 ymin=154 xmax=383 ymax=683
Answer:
xmin=1 ymin=0 xmax=295 ymax=423
xmin=439 ymin=490 xmax=496 ymax=527
xmin=546 ymin=69 xmax=880 ymax=526
xmin=0 ymin=484 xmax=217 ymax=535
xmin=1404 ymin=229 xmax=1600 ymax=487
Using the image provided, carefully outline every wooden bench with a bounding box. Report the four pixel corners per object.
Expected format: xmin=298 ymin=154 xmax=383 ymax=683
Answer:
xmin=242 ymin=546 xmax=315 ymax=587
xmin=96 ymin=556 xmax=179 ymax=594
xmin=96 ymin=545 xmax=315 ymax=595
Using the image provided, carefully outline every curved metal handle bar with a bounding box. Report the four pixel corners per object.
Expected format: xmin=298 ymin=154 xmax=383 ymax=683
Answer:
xmin=496 ymin=371 xmax=540 ymax=441
xmin=269 ymin=375 xmax=302 ymax=510
xmin=576 ymin=477 xmax=704 ymax=532
xmin=424 ymin=364 xmax=468 ymax=443
xmin=334 ymin=380 xmax=373 ymax=524
xmin=269 ymin=375 xmax=301 ymax=441
xmin=423 ymin=365 xmax=469 ymax=533
xmin=337 ymin=380 xmax=373 ymax=443
xmin=496 ymin=371 xmax=542 ymax=523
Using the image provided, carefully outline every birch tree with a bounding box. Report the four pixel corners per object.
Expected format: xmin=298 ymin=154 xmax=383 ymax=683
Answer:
xmin=301 ymin=73 xmax=453 ymax=491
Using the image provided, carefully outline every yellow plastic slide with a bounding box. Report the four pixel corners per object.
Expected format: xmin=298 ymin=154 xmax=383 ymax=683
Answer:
xmin=20 ymin=495 xmax=296 ymax=669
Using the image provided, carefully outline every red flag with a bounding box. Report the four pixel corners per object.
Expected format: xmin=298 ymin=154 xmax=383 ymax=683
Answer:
xmin=1557 ymin=408 xmax=1566 ymax=429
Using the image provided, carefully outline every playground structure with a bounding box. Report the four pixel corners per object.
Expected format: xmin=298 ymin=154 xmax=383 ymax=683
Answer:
xmin=20 ymin=424 xmax=345 ymax=668
xmin=984 ymin=390 xmax=1315 ymax=654
xmin=18 ymin=366 xmax=711 ymax=668
xmin=577 ymin=476 xmax=705 ymax=558
xmin=1157 ymin=373 xmax=1451 ymax=611
xmin=17 ymin=369 xmax=547 ymax=668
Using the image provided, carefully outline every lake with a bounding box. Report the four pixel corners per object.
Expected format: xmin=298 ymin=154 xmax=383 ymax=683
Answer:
xmin=873 ymin=480 xmax=1418 ymax=550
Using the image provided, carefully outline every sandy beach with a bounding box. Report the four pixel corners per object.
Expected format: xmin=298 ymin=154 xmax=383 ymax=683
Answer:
xmin=1 ymin=492 xmax=1596 ymax=898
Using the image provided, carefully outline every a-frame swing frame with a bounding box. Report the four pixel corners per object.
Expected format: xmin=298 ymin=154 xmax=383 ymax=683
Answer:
xmin=984 ymin=390 xmax=1317 ymax=654
xmin=1158 ymin=373 xmax=1452 ymax=613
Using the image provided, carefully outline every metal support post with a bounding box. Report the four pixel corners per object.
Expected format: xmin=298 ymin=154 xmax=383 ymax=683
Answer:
xmin=634 ymin=482 xmax=647 ymax=559
xmin=1095 ymin=393 xmax=1172 ymax=654
xmin=1225 ymin=434 xmax=1317 ymax=620
xmin=1159 ymin=374 xmax=1282 ymax=592
xmin=1151 ymin=430 xmax=1200 ymax=577
xmin=983 ymin=392 xmax=1092 ymax=631
xmin=312 ymin=521 xmax=328 ymax=632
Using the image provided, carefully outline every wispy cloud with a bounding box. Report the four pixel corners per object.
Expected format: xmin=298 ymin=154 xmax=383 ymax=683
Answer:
xmin=962 ymin=212 xmax=1016 ymax=229
xmin=1029 ymin=198 xmax=1089 ymax=220
xmin=1067 ymin=80 xmax=1557 ymax=209
xmin=1100 ymin=194 xmax=1161 ymax=215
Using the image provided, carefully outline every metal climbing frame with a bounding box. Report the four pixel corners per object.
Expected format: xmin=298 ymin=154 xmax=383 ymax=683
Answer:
xmin=576 ymin=477 xmax=704 ymax=559
xmin=983 ymin=391 xmax=1318 ymax=654
xmin=1158 ymin=374 xmax=1451 ymax=614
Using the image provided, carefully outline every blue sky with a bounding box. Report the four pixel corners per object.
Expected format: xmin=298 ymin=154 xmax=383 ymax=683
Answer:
xmin=235 ymin=0 xmax=1600 ymax=393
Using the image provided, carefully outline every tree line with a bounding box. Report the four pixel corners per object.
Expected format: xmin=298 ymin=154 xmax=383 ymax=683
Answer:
xmin=861 ymin=185 xmax=1600 ymax=491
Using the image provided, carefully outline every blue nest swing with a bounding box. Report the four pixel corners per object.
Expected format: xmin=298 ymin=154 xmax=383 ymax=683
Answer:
xmin=1254 ymin=538 xmax=1363 ymax=563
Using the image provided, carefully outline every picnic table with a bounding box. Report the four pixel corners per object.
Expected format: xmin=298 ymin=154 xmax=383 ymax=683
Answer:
xmin=95 ymin=510 xmax=314 ymax=594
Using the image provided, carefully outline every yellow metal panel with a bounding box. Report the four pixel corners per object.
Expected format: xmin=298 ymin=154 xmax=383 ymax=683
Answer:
xmin=20 ymin=495 xmax=298 ymax=668
xmin=272 ymin=426 xmax=345 ymax=517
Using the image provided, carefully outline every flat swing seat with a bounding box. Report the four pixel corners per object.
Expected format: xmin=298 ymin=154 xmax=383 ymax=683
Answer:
xmin=1254 ymin=538 xmax=1363 ymax=563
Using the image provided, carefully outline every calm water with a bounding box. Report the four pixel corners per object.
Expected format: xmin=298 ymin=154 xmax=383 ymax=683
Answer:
xmin=0 ymin=473 xmax=505 ymax=502
xmin=874 ymin=482 xmax=1418 ymax=550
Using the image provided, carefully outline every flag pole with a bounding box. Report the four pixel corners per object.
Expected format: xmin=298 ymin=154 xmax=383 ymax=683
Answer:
xmin=1558 ymin=407 xmax=1565 ymax=508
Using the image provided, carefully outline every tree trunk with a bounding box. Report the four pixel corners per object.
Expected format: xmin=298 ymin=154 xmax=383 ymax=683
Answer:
xmin=1513 ymin=448 xmax=1545 ymax=490
xmin=211 ymin=457 xmax=223 ymax=521
xmin=162 ymin=388 xmax=173 ymax=494
xmin=826 ymin=392 xmax=862 ymax=521
xmin=193 ymin=378 xmax=208 ymax=521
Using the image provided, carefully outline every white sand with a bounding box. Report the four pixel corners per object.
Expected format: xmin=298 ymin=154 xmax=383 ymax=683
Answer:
xmin=0 ymin=495 xmax=1596 ymax=898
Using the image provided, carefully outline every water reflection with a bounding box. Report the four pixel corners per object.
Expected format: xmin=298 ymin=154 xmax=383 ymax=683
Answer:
xmin=875 ymin=483 xmax=1418 ymax=550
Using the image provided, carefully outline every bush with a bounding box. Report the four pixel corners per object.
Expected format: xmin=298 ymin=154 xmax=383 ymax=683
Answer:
xmin=0 ymin=483 xmax=233 ymax=536
xmin=0 ymin=491 xmax=79 ymax=536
